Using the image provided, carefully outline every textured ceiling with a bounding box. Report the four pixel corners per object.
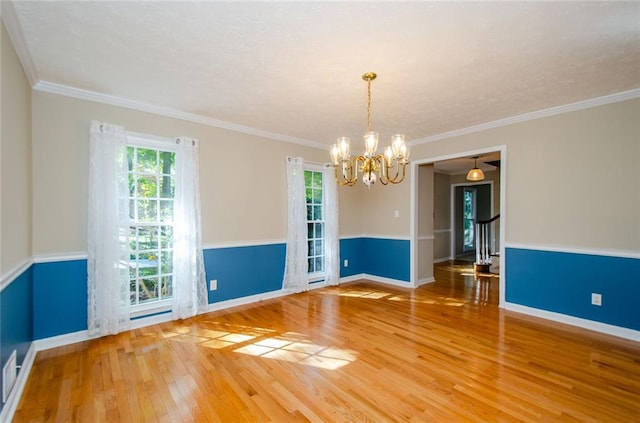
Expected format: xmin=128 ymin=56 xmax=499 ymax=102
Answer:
xmin=8 ymin=1 xmax=640 ymax=150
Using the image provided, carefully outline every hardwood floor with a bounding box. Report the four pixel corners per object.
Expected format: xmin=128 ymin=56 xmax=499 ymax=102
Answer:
xmin=14 ymin=261 xmax=640 ymax=422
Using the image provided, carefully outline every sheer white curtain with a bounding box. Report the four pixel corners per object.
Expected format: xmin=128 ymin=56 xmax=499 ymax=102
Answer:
xmin=87 ymin=121 xmax=131 ymax=336
xmin=283 ymin=157 xmax=309 ymax=293
xmin=172 ymin=137 xmax=208 ymax=319
xmin=323 ymin=164 xmax=340 ymax=286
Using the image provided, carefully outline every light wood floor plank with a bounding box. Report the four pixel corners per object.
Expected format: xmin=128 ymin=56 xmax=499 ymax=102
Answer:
xmin=13 ymin=261 xmax=640 ymax=421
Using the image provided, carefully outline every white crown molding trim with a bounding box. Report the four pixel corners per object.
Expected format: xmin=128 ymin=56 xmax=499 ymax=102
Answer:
xmin=505 ymin=302 xmax=640 ymax=342
xmin=0 ymin=343 xmax=36 ymax=423
xmin=202 ymin=239 xmax=286 ymax=250
xmin=32 ymin=252 xmax=88 ymax=263
xmin=411 ymin=88 xmax=640 ymax=147
xmin=505 ymin=243 xmax=640 ymax=260
xmin=0 ymin=258 xmax=33 ymax=292
xmin=33 ymin=81 xmax=327 ymax=150
xmin=1 ymin=1 xmax=38 ymax=86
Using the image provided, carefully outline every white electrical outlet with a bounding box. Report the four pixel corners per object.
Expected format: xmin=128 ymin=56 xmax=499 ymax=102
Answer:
xmin=591 ymin=293 xmax=602 ymax=306
xmin=210 ymin=279 xmax=217 ymax=291
xmin=344 ymin=259 xmax=349 ymax=267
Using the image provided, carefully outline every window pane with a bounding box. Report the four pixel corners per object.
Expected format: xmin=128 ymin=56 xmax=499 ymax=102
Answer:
xmin=313 ymin=205 xmax=322 ymax=220
xmin=160 ymin=151 xmax=175 ymax=176
xmin=315 ymin=240 xmax=323 ymax=255
xmin=308 ymin=258 xmax=315 ymax=273
xmin=136 ymin=148 xmax=158 ymax=173
xmin=306 ymin=205 xmax=313 ymax=220
xmin=161 ymin=276 xmax=173 ymax=298
xmin=130 ymin=280 xmax=138 ymax=304
xmin=127 ymin=147 xmax=135 ymax=171
xmin=160 ymin=226 xmax=173 ymax=249
xmin=313 ymin=189 xmax=323 ymax=204
xmin=128 ymin=173 xmax=135 ymax=195
xmin=315 ymin=223 xmax=324 ymax=239
xmin=139 ymin=278 xmax=158 ymax=303
xmin=308 ymin=240 xmax=314 ymax=256
xmin=137 ymin=200 xmax=157 ymax=223
xmin=160 ymin=251 xmax=173 ymax=274
xmin=315 ymin=257 xmax=323 ymax=273
xmin=312 ymin=172 xmax=322 ymax=189
xmin=307 ymin=223 xmax=313 ymax=239
xmin=160 ymin=200 xmax=173 ymax=222
xmin=137 ymin=175 xmax=158 ymax=198
xmin=159 ymin=176 xmax=174 ymax=198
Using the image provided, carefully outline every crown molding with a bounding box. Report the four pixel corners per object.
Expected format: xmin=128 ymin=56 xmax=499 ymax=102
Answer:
xmin=411 ymin=88 xmax=640 ymax=147
xmin=33 ymin=80 xmax=328 ymax=150
xmin=1 ymin=0 xmax=38 ymax=86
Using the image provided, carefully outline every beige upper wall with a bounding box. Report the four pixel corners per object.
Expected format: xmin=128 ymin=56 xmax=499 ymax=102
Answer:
xmin=411 ymin=98 xmax=640 ymax=253
xmin=31 ymin=91 xmax=362 ymax=255
xmin=1 ymin=21 xmax=32 ymax=273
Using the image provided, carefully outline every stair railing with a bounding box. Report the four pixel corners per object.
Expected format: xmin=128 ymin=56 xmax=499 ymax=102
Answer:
xmin=475 ymin=214 xmax=500 ymax=270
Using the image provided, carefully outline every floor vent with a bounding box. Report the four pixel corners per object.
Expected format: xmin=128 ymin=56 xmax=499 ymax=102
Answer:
xmin=2 ymin=350 xmax=17 ymax=403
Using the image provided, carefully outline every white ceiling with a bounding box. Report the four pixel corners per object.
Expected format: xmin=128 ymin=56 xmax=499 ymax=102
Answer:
xmin=6 ymin=1 xmax=640 ymax=150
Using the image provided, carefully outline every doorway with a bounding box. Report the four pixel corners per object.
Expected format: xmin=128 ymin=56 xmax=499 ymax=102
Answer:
xmin=410 ymin=147 xmax=506 ymax=307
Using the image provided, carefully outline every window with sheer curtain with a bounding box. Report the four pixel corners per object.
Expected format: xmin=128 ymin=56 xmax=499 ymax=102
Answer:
xmin=283 ymin=157 xmax=339 ymax=293
xmin=88 ymin=121 xmax=207 ymax=337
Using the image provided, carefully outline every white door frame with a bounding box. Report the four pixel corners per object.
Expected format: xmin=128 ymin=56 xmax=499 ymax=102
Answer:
xmin=410 ymin=145 xmax=507 ymax=307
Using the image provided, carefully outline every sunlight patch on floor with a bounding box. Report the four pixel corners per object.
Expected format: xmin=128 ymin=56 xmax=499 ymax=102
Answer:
xmin=235 ymin=333 xmax=358 ymax=370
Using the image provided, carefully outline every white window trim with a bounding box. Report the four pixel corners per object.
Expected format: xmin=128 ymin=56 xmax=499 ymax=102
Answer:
xmin=126 ymin=132 xmax=177 ymax=315
xmin=305 ymin=164 xmax=326 ymax=282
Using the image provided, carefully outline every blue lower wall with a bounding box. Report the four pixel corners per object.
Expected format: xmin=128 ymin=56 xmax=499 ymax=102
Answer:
xmin=33 ymin=260 xmax=88 ymax=339
xmin=29 ymin=238 xmax=408 ymax=339
xmin=340 ymin=238 xmax=364 ymax=277
xmin=506 ymin=247 xmax=640 ymax=331
xmin=4 ymin=243 xmax=637 ymax=357
xmin=203 ymin=243 xmax=286 ymax=302
xmin=362 ymin=238 xmax=410 ymax=282
xmin=1 ymin=265 xmax=33 ymax=414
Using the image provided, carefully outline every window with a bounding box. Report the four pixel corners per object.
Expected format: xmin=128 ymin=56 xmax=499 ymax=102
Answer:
xmin=305 ymin=169 xmax=324 ymax=279
xmin=463 ymin=187 xmax=476 ymax=252
xmin=127 ymin=144 xmax=176 ymax=307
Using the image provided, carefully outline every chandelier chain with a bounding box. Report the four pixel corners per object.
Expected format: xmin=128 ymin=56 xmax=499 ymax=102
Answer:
xmin=366 ymin=79 xmax=372 ymax=132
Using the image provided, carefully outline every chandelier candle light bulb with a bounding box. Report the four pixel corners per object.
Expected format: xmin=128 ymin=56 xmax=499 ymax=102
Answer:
xmin=329 ymin=72 xmax=409 ymax=188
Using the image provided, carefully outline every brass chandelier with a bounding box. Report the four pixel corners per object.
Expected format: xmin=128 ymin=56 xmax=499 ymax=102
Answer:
xmin=329 ymin=72 xmax=409 ymax=187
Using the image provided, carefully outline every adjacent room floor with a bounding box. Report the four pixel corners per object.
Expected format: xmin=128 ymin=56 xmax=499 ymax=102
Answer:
xmin=13 ymin=261 xmax=640 ymax=421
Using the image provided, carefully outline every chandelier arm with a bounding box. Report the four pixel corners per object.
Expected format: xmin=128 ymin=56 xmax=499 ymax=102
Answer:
xmin=376 ymin=155 xmax=390 ymax=185
xmin=388 ymin=162 xmax=408 ymax=184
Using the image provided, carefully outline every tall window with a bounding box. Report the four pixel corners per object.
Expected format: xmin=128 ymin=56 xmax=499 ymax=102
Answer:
xmin=305 ymin=169 xmax=324 ymax=278
xmin=127 ymin=145 xmax=176 ymax=307
xmin=463 ymin=187 xmax=477 ymax=252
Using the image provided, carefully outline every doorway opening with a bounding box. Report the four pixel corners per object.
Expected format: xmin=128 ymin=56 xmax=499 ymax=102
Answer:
xmin=410 ymin=147 xmax=506 ymax=307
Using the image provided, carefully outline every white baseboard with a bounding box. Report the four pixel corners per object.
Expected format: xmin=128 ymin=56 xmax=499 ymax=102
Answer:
xmin=416 ymin=277 xmax=436 ymax=287
xmin=0 ymin=343 xmax=36 ymax=423
xmin=433 ymin=256 xmax=452 ymax=264
xmin=504 ymin=302 xmax=640 ymax=342
xmin=207 ymin=289 xmax=288 ymax=313
xmin=33 ymin=330 xmax=92 ymax=351
xmin=340 ymin=273 xmax=413 ymax=288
